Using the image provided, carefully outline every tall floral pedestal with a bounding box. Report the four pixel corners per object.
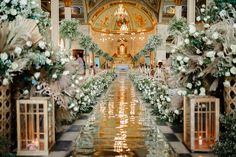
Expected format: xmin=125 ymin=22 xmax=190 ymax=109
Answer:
xmin=0 ymin=84 xmax=12 ymax=139
xmin=224 ymin=76 xmax=236 ymax=115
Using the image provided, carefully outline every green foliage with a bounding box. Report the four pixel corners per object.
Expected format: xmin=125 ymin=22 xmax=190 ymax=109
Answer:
xmin=168 ymin=17 xmax=188 ymax=35
xmin=0 ymin=137 xmax=15 ymax=157
xmin=60 ymin=19 xmax=80 ymax=40
xmin=213 ymin=111 xmax=236 ymax=156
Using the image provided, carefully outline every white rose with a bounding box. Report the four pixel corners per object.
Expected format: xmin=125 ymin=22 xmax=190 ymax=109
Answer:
xmin=1 ymin=15 xmax=8 ymax=20
xmin=174 ymin=110 xmax=180 ymax=115
xmin=206 ymin=40 xmax=213 ymax=45
xmin=196 ymin=16 xmax=201 ymax=22
xmin=44 ymin=51 xmax=51 ymax=57
xmin=63 ymin=71 xmax=70 ymax=76
xmin=79 ymin=77 xmax=83 ymax=80
xmin=23 ymin=90 xmax=29 ymax=95
xmin=46 ymin=58 xmax=52 ymax=65
xmin=2 ymin=78 xmax=9 ymax=86
xmin=187 ymin=83 xmax=193 ymax=89
xmin=194 ymin=32 xmax=200 ymax=37
xmin=26 ymin=41 xmax=32 ymax=47
xmin=196 ymin=49 xmax=202 ymax=54
xmin=68 ymin=103 xmax=75 ymax=109
xmin=0 ymin=53 xmax=8 ymax=61
xmin=189 ymin=25 xmax=196 ymax=34
xmin=233 ymin=58 xmax=236 ymax=64
xmin=10 ymin=9 xmax=17 ymax=16
xmin=183 ymin=57 xmax=190 ymax=63
xmin=4 ymin=0 xmax=10 ymax=3
xmin=11 ymin=62 xmax=18 ymax=70
xmin=177 ymin=56 xmax=183 ymax=61
xmin=225 ymin=71 xmax=231 ymax=77
xmin=20 ymin=0 xmax=27 ymax=6
xmin=36 ymin=85 xmax=42 ymax=90
xmin=231 ymin=45 xmax=236 ymax=54
xmin=194 ymin=89 xmax=198 ymax=95
xmin=200 ymin=8 xmax=205 ymax=13
xmin=38 ymin=41 xmax=46 ymax=49
xmin=204 ymin=24 xmax=210 ymax=28
xmin=223 ymin=80 xmax=231 ymax=88
xmin=52 ymin=73 xmax=58 ymax=79
xmin=14 ymin=47 xmax=22 ymax=56
xmin=166 ymin=97 xmax=171 ymax=102
xmin=184 ymin=39 xmax=190 ymax=44
xmin=206 ymin=51 xmax=216 ymax=58
xmin=202 ymin=4 xmax=206 ymax=8
xmin=230 ymin=67 xmax=236 ymax=75
xmin=212 ymin=32 xmax=219 ymax=40
xmin=219 ymin=10 xmax=226 ymax=17
xmin=217 ymin=51 xmax=224 ymax=57
xmin=199 ymin=87 xmax=206 ymax=96
xmin=34 ymin=72 xmax=41 ymax=79
xmin=71 ymin=84 xmax=75 ymax=88
xmin=73 ymin=106 xmax=79 ymax=112
xmin=75 ymin=80 xmax=79 ymax=84
xmin=233 ymin=23 xmax=236 ymax=28
xmin=213 ymin=6 xmax=218 ymax=9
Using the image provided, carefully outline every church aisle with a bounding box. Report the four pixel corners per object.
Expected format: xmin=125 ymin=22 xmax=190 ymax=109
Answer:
xmin=72 ymin=74 xmax=175 ymax=157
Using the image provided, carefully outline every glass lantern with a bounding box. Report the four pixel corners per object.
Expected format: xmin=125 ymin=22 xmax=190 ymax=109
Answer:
xmin=184 ymin=96 xmax=220 ymax=152
xmin=16 ymin=97 xmax=55 ymax=156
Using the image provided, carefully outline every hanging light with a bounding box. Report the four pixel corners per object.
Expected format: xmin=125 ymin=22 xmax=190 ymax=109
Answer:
xmin=120 ymin=23 xmax=128 ymax=32
xmin=114 ymin=4 xmax=128 ymax=19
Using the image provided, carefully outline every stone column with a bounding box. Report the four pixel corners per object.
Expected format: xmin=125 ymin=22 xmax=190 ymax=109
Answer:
xmin=187 ymin=0 xmax=196 ymax=25
xmin=64 ymin=5 xmax=72 ymax=51
xmin=175 ymin=6 xmax=182 ymax=19
xmin=158 ymin=0 xmax=164 ymax=23
xmin=51 ymin=0 xmax=60 ymax=49
xmin=156 ymin=24 xmax=168 ymax=62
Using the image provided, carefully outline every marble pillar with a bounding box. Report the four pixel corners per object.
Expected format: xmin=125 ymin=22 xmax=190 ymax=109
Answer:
xmin=175 ymin=5 xmax=182 ymax=19
xmin=187 ymin=0 xmax=196 ymax=25
xmin=64 ymin=7 xmax=72 ymax=50
xmin=51 ymin=0 xmax=60 ymax=49
xmin=158 ymin=0 xmax=164 ymax=23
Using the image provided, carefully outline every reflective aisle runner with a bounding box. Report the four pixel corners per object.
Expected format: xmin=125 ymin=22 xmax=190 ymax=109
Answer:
xmin=73 ymin=75 xmax=174 ymax=157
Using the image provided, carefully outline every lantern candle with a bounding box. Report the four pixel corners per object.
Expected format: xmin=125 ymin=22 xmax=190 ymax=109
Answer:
xmin=199 ymin=136 xmax=202 ymax=146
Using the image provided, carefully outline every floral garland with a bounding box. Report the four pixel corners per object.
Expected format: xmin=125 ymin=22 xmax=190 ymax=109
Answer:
xmin=60 ymin=19 xmax=80 ymax=40
xmin=0 ymin=0 xmax=50 ymax=35
xmin=170 ymin=2 xmax=236 ymax=96
xmin=133 ymin=35 xmax=162 ymax=62
xmin=129 ymin=71 xmax=182 ymax=124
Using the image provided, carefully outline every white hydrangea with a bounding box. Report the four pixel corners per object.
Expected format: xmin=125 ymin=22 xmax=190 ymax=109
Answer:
xmin=199 ymin=87 xmax=206 ymax=96
xmin=10 ymin=8 xmax=17 ymax=16
xmin=219 ymin=10 xmax=227 ymax=17
xmin=183 ymin=57 xmax=190 ymax=63
xmin=200 ymin=8 xmax=205 ymax=13
xmin=177 ymin=56 xmax=183 ymax=61
xmin=4 ymin=0 xmax=10 ymax=3
xmin=20 ymin=0 xmax=27 ymax=6
xmin=196 ymin=49 xmax=202 ymax=54
xmin=217 ymin=51 xmax=224 ymax=57
xmin=225 ymin=71 xmax=231 ymax=77
xmin=44 ymin=51 xmax=51 ymax=57
xmin=23 ymin=90 xmax=29 ymax=95
xmin=184 ymin=39 xmax=190 ymax=44
xmin=52 ymin=73 xmax=58 ymax=79
xmin=204 ymin=24 xmax=210 ymax=28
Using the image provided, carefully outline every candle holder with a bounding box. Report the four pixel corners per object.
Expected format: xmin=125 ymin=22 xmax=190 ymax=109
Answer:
xmin=16 ymin=97 xmax=55 ymax=156
xmin=183 ymin=96 xmax=220 ymax=152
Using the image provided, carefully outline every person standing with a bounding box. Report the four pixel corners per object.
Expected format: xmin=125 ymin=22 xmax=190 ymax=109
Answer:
xmin=73 ymin=49 xmax=86 ymax=75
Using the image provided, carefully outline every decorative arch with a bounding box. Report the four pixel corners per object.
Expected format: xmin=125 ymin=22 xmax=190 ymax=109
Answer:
xmin=88 ymin=1 xmax=158 ymax=34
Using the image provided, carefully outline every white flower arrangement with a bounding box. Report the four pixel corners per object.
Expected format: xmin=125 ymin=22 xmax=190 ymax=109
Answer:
xmin=169 ymin=2 xmax=236 ymax=95
xmin=130 ymin=71 xmax=182 ymax=124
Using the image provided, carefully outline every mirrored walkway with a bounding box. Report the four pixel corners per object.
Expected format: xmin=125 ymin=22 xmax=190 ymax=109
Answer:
xmin=73 ymin=75 xmax=175 ymax=157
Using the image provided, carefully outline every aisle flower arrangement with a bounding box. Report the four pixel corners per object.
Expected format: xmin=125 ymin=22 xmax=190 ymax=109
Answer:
xmin=60 ymin=19 xmax=80 ymax=40
xmin=169 ymin=2 xmax=236 ymax=96
xmin=67 ymin=71 xmax=116 ymax=118
xmin=129 ymin=71 xmax=182 ymax=124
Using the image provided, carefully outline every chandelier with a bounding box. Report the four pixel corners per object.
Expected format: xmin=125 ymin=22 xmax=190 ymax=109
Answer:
xmin=114 ymin=4 xmax=129 ymax=32
xmin=114 ymin=4 xmax=128 ymax=19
